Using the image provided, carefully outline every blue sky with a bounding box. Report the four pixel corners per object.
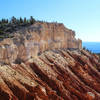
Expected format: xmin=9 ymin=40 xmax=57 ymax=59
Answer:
xmin=0 ymin=0 xmax=100 ymax=42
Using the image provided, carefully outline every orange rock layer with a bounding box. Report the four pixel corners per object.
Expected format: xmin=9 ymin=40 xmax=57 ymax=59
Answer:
xmin=0 ymin=22 xmax=82 ymax=64
xmin=0 ymin=49 xmax=100 ymax=100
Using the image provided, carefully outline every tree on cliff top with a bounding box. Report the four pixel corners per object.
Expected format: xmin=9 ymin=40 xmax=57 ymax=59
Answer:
xmin=0 ymin=16 xmax=36 ymax=39
xmin=30 ymin=16 xmax=35 ymax=24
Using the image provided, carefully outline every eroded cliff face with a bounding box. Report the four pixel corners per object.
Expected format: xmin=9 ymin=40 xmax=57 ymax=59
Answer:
xmin=0 ymin=49 xmax=100 ymax=100
xmin=0 ymin=22 xmax=82 ymax=64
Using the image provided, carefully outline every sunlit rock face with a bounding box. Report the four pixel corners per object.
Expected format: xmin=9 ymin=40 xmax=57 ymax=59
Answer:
xmin=1 ymin=22 xmax=100 ymax=100
xmin=0 ymin=22 xmax=82 ymax=64
xmin=0 ymin=49 xmax=100 ymax=100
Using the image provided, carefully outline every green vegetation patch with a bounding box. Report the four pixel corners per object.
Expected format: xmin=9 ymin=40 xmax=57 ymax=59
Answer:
xmin=0 ymin=16 xmax=36 ymax=39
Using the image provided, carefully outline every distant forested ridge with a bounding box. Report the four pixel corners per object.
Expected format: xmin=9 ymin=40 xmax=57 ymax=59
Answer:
xmin=0 ymin=16 xmax=36 ymax=38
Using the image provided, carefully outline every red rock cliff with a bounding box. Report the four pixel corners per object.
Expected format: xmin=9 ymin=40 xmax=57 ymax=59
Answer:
xmin=0 ymin=22 xmax=82 ymax=64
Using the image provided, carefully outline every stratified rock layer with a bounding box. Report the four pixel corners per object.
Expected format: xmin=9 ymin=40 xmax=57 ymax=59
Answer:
xmin=0 ymin=22 xmax=82 ymax=64
xmin=0 ymin=49 xmax=100 ymax=100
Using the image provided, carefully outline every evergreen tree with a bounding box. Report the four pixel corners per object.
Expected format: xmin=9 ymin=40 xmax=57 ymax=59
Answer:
xmin=19 ymin=17 xmax=23 ymax=23
xmin=11 ymin=16 xmax=17 ymax=24
xmin=16 ymin=19 xmax=20 ymax=25
xmin=1 ymin=19 xmax=8 ymax=24
xmin=30 ymin=16 xmax=35 ymax=24
xmin=24 ymin=17 xmax=27 ymax=24
xmin=0 ymin=16 xmax=36 ymax=38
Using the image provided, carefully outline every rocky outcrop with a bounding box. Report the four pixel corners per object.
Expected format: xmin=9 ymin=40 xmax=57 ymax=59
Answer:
xmin=0 ymin=49 xmax=100 ymax=100
xmin=0 ymin=22 xmax=82 ymax=64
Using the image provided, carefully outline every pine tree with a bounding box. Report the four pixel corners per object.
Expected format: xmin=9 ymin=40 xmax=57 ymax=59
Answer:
xmin=30 ymin=16 xmax=35 ymax=24
xmin=19 ymin=17 xmax=23 ymax=23
xmin=24 ymin=17 xmax=27 ymax=24
xmin=11 ymin=16 xmax=17 ymax=24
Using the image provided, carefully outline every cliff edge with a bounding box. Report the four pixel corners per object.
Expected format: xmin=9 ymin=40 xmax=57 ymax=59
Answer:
xmin=0 ymin=22 xmax=82 ymax=64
